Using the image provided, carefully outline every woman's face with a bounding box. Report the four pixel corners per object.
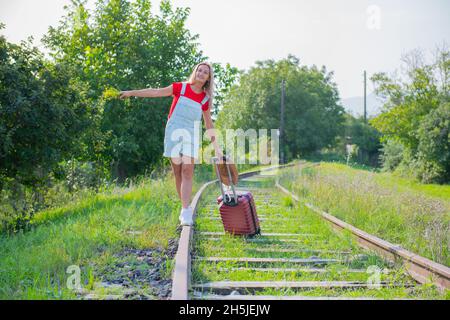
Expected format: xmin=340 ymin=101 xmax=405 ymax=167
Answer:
xmin=195 ymin=64 xmax=210 ymax=84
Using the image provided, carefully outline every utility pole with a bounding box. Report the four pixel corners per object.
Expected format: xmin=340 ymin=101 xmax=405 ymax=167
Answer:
xmin=364 ymin=70 xmax=367 ymax=123
xmin=280 ymin=80 xmax=286 ymax=164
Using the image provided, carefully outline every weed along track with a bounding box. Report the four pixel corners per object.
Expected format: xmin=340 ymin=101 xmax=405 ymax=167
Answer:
xmin=171 ymin=162 xmax=449 ymax=300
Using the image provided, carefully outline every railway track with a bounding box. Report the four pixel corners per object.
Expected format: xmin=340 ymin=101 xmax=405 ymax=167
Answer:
xmin=171 ymin=161 xmax=449 ymax=300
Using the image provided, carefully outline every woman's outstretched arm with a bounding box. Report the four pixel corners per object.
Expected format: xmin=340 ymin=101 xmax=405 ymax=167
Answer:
xmin=119 ymin=85 xmax=173 ymax=99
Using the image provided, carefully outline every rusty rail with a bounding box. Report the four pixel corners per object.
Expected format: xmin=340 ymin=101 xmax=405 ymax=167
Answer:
xmin=275 ymin=181 xmax=450 ymax=292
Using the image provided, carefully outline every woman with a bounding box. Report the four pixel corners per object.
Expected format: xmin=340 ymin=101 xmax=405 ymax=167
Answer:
xmin=119 ymin=62 xmax=222 ymax=226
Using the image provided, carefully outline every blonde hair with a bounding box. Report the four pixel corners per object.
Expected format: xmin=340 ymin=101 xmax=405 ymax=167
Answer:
xmin=187 ymin=61 xmax=214 ymax=109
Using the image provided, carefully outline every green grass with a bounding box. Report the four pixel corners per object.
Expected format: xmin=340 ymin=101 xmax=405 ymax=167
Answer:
xmin=278 ymin=161 xmax=450 ymax=266
xmin=0 ymin=176 xmax=181 ymax=300
xmin=317 ymin=161 xmax=450 ymax=200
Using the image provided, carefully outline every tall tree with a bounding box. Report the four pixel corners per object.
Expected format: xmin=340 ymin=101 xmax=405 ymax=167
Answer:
xmin=217 ymin=55 xmax=345 ymax=161
xmin=42 ymin=0 xmax=239 ymax=182
xmin=42 ymin=0 xmax=205 ymax=182
xmin=0 ymin=24 xmax=90 ymax=189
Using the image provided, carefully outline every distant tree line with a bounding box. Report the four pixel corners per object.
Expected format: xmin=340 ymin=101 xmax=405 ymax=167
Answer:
xmin=216 ymin=55 xmax=347 ymax=162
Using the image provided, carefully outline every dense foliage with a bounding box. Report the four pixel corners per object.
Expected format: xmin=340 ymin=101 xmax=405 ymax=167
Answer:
xmin=216 ymin=55 xmax=346 ymax=162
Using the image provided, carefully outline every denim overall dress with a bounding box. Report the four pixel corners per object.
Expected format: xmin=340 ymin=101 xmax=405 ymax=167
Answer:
xmin=163 ymin=82 xmax=209 ymax=160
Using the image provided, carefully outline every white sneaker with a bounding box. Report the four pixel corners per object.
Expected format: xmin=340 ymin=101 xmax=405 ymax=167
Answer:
xmin=179 ymin=207 xmax=193 ymax=226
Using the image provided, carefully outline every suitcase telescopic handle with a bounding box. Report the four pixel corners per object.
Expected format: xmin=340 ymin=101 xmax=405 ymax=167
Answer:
xmin=212 ymin=156 xmax=227 ymax=202
xmin=212 ymin=156 xmax=237 ymax=205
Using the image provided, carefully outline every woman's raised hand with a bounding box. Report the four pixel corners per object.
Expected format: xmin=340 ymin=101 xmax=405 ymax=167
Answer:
xmin=119 ymin=91 xmax=133 ymax=99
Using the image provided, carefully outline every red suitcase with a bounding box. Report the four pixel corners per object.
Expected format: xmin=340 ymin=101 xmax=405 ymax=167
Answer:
xmin=213 ymin=157 xmax=261 ymax=237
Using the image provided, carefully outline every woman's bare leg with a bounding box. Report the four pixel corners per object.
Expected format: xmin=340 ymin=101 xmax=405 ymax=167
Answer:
xmin=170 ymin=157 xmax=182 ymax=200
xmin=180 ymin=155 xmax=195 ymax=208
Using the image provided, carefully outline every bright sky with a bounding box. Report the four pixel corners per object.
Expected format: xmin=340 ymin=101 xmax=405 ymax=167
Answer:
xmin=1 ymin=0 xmax=449 ymax=99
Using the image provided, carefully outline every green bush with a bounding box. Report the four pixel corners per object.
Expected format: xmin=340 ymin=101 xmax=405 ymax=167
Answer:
xmin=416 ymin=102 xmax=450 ymax=183
xmin=370 ymin=47 xmax=449 ymax=183
xmin=62 ymin=159 xmax=101 ymax=192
